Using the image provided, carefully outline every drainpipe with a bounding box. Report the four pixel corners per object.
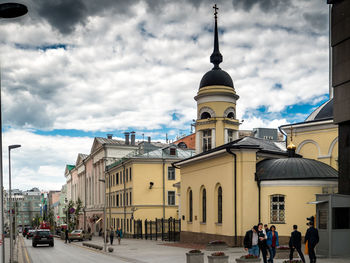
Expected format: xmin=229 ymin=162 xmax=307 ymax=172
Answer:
xmin=123 ymin=163 xmax=126 ymax=232
xmin=256 ymin=173 xmax=261 ymax=223
xmin=83 ymin=159 xmax=87 ymax=232
xmin=162 ymin=158 xmax=165 ymax=219
xmin=226 ymin=148 xmax=237 ymax=246
xmin=278 ymin=125 xmax=288 ymax=148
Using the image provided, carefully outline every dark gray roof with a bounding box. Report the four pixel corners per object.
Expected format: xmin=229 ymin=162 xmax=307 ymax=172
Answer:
xmin=199 ymin=69 xmax=234 ymax=89
xmin=256 ymin=157 xmax=338 ymax=181
xmin=305 ymin=99 xmax=333 ymax=122
xmin=96 ymin=137 xmax=131 ymax=145
xmin=235 ymin=137 xmax=286 ymax=153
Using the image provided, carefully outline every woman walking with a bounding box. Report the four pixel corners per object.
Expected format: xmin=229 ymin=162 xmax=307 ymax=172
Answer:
xmin=266 ymin=225 xmax=279 ymax=263
xmin=116 ymin=227 xmax=123 ymax=245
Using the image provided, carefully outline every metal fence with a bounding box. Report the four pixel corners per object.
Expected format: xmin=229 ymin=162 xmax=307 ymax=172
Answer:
xmin=133 ymin=218 xmax=180 ymax=242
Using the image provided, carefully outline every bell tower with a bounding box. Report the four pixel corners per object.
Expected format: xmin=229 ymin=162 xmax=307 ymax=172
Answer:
xmin=194 ymin=4 xmax=239 ymax=154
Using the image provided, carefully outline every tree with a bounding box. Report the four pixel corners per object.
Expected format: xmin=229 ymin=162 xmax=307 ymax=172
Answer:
xmin=32 ymin=214 xmax=41 ymax=228
xmin=74 ymin=198 xmax=83 ymax=228
xmin=47 ymin=208 xmax=55 ymax=231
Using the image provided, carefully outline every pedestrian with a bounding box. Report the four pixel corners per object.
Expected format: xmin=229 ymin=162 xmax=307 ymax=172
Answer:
xmin=266 ymin=225 xmax=279 ymax=263
xmin=88 ymin=226 xmax=91 ymax=233
xmin=116 ymin=227 xmax=123 ymax=245
xmin=244 ymin=225 xmax=259 ymax=257
xmin=65 ymin=228 xmax=70 ymax=243
xmin=264 ymin=224 xmax=270 ymax=234
xmin=289 ymin=225 xmax=305 ymax=263
xmin=110 ymin=227 xmax=114 ymax=245
xmin=258 ymin=223 xmax=268 ymax=263
xmin=305 ymin=222 xmax=319 ymax=263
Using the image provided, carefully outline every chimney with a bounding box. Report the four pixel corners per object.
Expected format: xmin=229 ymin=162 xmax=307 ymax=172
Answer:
xmin=124 ymin=132 xmax=130 ymax=145
xmin=131 ymin=131 xmax=136 ymax=145
xmin=148 ymin=136 xmax=151 ymax=143
xmin=107 ymin=134 xmax=113 ymax=139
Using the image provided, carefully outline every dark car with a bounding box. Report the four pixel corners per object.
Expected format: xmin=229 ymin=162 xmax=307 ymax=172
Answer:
xmin=32 ymin=230 xmax=54 ymax=247
xmin=26 ymin=229 xmax=35 ymax=239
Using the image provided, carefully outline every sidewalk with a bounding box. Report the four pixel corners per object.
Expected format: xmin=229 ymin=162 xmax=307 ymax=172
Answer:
xmin=67 ymin=237 xmax=350 ymax=263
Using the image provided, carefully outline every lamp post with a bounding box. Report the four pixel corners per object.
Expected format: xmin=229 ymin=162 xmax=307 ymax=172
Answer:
xmin=0 ymin=4 xmax=27 ymax=263
xmin=8 ymin=144 xmax=21 ymax=263
xmin=98 ymin=179 xmax=106 ymax=252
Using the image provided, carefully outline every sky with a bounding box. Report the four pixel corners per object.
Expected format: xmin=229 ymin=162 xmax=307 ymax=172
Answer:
xmin=0 ymin=0 xmax=331 ymax=191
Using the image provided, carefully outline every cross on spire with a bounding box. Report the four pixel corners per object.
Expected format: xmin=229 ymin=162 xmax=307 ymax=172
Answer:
xmin=210 ymin=4 xmax=222 ymax=69
xmin=213 ymin=4 xmax=218 ymax=19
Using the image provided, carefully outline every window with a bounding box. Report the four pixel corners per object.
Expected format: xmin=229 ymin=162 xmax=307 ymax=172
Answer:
xmin=168 ymin=167 xmax=175 ymax=180
xmin=270 ymin=195 xmax=285 ymax=223
xmin=116 ymin=194 xmax=119 ymax=207
xmin=189 ymin=190 xmax=193 ymax=222
xmin=129 ymin=168 xmax=132 ymax=181
xmin=202 ymin=188 xmax=206 ymax=223
xmin=227 ymin=129 xmax=235 ymax=142
xmin=200 ymin=112 xmax=211 ymax=119
xmin=333 ymin=207 xmax=350 ymax=229
xmin=202 ymin=130 xmax=212 ymax=152
xmin=168 ymin=191 xmax=175 ymax=205
xmin=170 ymin=148 xmax=176 ymax=156
xmin=178 ymin=142 xmax=187 ymax=149
xmin=126 ymin=192 xmax=128 ymax=206
xmin=130 ymin=192 xmax=132 ymax=205
xmin=227 ymin=112 xmax=235 ymax=119
xmin=218 ymin=187 xmax=222 ymax=223
xmin=116 ymin=172 xmax=119 ymax=185
xmin=126 ymin=169 xmax=129 ymax=182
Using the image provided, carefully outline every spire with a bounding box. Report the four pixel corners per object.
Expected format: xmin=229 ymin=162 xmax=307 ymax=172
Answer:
xmin=210 ymin=4 xmax=223 ymax=70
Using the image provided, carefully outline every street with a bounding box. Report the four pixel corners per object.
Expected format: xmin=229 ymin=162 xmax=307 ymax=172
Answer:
xmin=23 ymin=237 xmax=129 ymax=263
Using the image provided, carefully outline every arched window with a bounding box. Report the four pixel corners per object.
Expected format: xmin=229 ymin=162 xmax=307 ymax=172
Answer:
xmin=227 ymin=112 xmax=235 ymax=119
xmin=189 ymin=190 xmax=193 ymax=222
xmin=178 ymin=142 xmax=187 ymax=149
xmin=202 ymin=188 xmax=206 ymax=223
xmin=218 ymin=186 xmax=222 ymax=223
xmin=200 ymin=112 xmax=211 ymax=119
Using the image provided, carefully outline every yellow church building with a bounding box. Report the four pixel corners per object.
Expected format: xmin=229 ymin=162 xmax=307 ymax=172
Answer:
xmin=173 ymin=9 xmax=338 ymax=246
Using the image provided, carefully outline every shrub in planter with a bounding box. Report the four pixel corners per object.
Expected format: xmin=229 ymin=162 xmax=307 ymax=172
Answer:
xmin=186 ymin=249 xmax=204 ymax=263
xmin=207 ymin=251 xmax=229 ymax=263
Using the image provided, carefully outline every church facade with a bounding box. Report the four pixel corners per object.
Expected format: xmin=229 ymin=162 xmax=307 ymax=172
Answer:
xmin=174 ymin=7 xmax=338 ymax=246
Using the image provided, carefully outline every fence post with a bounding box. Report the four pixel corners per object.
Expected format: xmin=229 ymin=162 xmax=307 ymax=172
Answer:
xmin=161 ymin=218 xmax=164 ymax=241
xmin=168 ymin=218 xmax=171 ymax=241
xmin=140 ymin=222 xmax=143 ymax=239
xmin=150 ymin=220 xmax=152 ymax=240
xmin=155 ymin=218 xmax=158 ymax=241
xmin=145 ymin=219 xmax=148 ymax=240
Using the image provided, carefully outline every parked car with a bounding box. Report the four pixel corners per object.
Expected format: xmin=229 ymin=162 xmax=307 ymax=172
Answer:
xmin=68 ymin=230 xmax=92 ymax=241
xmin=32 ymin=230 xmax=54 ymax=247
xmin=26 ymin=230 xmax=35 ymax=239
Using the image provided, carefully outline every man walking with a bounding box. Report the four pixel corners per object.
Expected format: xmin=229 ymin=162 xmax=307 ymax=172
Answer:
xmin=258 ymin=223 xmax=268 ymax=263
xmin=244 ymin=225 xmax=259 ymax=257
xmin=116 ymin=227 xmax=123 ymax=245
xmin=305 ymin=223 xmax=319 ymax=263
xmin=110 ymin=227 xmax=114 ymax=245
xmin=65 ymin=228 xmax=70 ymax=243
xmin=289 ymin=225 xmax=305 ymax=263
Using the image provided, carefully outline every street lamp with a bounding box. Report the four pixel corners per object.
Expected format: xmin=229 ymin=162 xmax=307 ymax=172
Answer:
xmin=8 ymin=144 xmax=21 ymax=263
xmin=0 ymin=3 xmax=27 ymax=263
xmin=99 ymin=179 xmax=107 ymax=252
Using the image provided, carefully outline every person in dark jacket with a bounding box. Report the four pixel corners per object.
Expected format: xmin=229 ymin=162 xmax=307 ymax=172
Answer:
xmin=258 ymin=223 xmax=268 ymax=263
xmin=305 ymin=223 xmax=319 ymax=263
xmin=65 ymin=228 xmax=70 ymax=243
xmin=289 ymin=225 xmax=305 ymax=263
xmin=110 ymin=227 xmax=114 ymax=245
xmin=244 ymin=226 xmax=259 ymax=256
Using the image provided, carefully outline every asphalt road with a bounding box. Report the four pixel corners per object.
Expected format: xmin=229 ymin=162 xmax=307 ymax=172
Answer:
xmin=23 ymin=237 xmax=129 ymax=263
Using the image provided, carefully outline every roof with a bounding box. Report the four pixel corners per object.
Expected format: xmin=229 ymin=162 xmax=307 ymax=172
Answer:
xmin=107 ymin=146 xmax=195 ymax=170
xmin=95 ymin=137 xmax=134 ymax=146
xmin=66 ymin=165 xmax=75 ymax=171
xmin=305 ymin=99 xmax=333 ymax=122
xmin=256 ymin=157 xmax=338 ymax=181
xmin=174 ymin=136 xmax=287 ymax=166
xmin=199 ymin=69 xmax=234 ymax=89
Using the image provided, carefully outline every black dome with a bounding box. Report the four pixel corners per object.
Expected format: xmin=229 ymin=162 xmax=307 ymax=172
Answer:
xmin=256 ymin=157 xmax=338 ymax=181
xmin=305 ymin=99 xmax=333 ymax=122
xmin=199 ymin=69 xmax=234 ymax=89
